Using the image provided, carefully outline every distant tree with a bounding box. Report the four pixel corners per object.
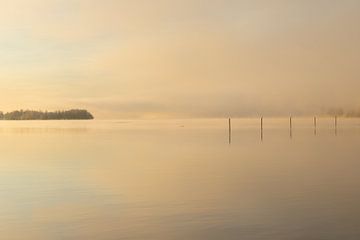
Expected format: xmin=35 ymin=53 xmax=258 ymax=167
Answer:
xmin=0 ymin=111 xmax=3 ymax=120
xmin=346 ymin=109 xmax=360 ymax=117
xmin=327 ymin=108 xmax=344 ymax=117
xmin=1 ymin=109 xmax=94 ymax=120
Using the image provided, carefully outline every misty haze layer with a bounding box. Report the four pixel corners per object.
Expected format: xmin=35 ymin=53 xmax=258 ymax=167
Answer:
xmin=0 ymin=0 xmax=359 ymax=118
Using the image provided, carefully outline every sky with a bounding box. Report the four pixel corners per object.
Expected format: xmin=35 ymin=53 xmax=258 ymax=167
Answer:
xmin=0 ymin=0 xmax=359 ymax=118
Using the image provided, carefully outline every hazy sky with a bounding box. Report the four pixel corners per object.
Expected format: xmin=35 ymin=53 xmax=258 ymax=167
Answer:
xmin=0 ymin=0 xmax=359 ymax=118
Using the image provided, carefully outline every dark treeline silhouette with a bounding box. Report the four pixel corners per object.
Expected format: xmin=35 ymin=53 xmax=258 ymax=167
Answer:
xmin=327 ymin=108 xmax=360 ymax=117
xmin=345 ymin=110 xmax=360 ymax=117
xmin=0 ymin=109 xmax=94 ymax=120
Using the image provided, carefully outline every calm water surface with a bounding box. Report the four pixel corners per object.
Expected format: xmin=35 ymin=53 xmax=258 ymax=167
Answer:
xmin=0 ymin=118 xmax=360 ymax=240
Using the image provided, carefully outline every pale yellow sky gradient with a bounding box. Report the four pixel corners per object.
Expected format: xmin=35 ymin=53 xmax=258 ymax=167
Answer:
xmin=0 ymin=0 xmax=359 ymax=118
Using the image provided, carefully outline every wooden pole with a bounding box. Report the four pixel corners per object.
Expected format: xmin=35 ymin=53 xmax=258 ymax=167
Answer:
xmin=290 ymin=116 xmax=292 ymax=139
xmin=314 ymin=116 xmax=317 ymax=136
xmin=228 ymin=118 xmax=231 ymax=144
xmin=335 ymin=116 xmax=337 ymax=136
xmin=260 ymin=117 xmax=263 ymax=141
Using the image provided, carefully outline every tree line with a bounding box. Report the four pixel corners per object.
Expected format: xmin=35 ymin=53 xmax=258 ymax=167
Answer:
xmin=0 ymin=109 xmax=94 ymax=120
xmin=327 ymin=108 xmax=360 ymax=117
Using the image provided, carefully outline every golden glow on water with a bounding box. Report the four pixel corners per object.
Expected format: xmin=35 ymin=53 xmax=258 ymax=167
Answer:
xmin=1 ymin=1 xmax=359 ymax=238
xmin=0 ymin=119 xmax=360 ymax=239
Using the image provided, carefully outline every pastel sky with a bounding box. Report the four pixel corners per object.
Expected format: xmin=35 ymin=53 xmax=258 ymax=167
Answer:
xmin=0 ymin=0 xmax=359 ymax=118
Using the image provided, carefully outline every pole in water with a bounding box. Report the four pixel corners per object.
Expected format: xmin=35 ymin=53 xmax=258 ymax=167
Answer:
xmin=335 ymin=116 xmax=337 ymax=136
xmin=290 ymin=116 xmax=292 ymax=139
xmin=260 ymin=117 xmax=263 ymax=141
xmin=314 ymin=116 xmax=317 ymax=136
xmin=228 ymin=118 xmax=231 ymax=144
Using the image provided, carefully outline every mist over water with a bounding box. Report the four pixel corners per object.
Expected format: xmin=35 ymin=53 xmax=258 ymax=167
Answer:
xmin=0 ymin=119 xmax=360 ymax=239
xmin=1 ymin=1 xmax=360 ymax=239
xmin=1 ymin=1 xmax=360 ymax=118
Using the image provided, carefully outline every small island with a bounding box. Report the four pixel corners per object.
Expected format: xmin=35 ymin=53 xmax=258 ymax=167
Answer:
xmin=0 ymin=109 xmax=94 ymax=120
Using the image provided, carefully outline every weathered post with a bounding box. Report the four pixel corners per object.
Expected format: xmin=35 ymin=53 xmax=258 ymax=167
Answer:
xmin=335 ymin=116 xmax=337 ymax=136
xmin=228 ymin=118 xmax=232 ymax=144
xmin=290 ymin=116 xmax=292 ymax=139
xmin=260 ymin=117 xmax=263 ymax=141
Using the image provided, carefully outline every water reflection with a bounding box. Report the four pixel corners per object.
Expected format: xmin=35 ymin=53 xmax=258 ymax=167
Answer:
xmin=0 ymin=119 xmax=359 ymax=239
xmin=0 ymin=127 xmax=89 ymax=135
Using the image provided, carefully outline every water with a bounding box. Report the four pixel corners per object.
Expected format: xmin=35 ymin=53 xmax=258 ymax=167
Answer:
xmin=0 ymin=118 xmax=360 ymax=239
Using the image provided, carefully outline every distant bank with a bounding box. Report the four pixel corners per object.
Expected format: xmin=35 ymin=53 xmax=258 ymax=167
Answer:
xmin=0 ymin=109 xmax=94 ymax=120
